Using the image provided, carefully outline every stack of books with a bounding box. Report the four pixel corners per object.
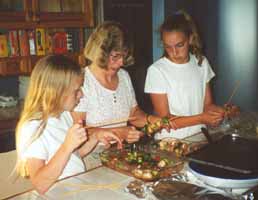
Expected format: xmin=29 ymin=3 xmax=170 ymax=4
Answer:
xmin=0 ymin=28 xmax=81 ymax=58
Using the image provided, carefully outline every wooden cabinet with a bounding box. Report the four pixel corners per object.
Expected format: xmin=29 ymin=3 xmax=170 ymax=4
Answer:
xmin=0 ymin=0 xmax=29 ymax=24
xmin=32 ymin=0 xmax=94 ymax=27
xmin=0 ymin=0 xmax=94 ymax=76
xmin=0 ymin=0 xmax=94 ymax=28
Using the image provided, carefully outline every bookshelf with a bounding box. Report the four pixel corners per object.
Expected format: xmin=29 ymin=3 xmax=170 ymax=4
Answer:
xmin=0 ymin=0 xmax=94 ymax=76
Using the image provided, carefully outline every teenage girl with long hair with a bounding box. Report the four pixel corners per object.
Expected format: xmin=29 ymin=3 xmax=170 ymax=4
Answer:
xmin=145 ymin=11 xmax=226 ymax=140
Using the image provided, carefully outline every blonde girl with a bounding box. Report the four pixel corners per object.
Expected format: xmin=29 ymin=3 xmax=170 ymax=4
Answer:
xmin=16 ymin=55 xmax=121 ymax=194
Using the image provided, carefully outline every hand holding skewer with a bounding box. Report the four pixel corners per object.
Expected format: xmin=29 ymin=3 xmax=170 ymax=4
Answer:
xmin=223 ymin=81 xmax=241 ymax=119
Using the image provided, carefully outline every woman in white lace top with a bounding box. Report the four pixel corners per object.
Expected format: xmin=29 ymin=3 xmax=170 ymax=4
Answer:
xmin=71 ymin=21 xmax=168 ymax=145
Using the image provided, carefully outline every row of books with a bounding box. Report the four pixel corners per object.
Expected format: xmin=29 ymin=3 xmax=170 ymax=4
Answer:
xmin=0 ymin=28 xmax=82 ymax=58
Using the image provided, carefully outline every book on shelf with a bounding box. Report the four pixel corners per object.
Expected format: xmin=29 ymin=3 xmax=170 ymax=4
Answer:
xmin=45 ymin=29 xmax=54 ymax=54
xmin=0 ymin=34 xmax=9 ymax=58
xmin=66 ymin=28 xmax=80 ymax=53
xmin=18 ymin=30 xmax=30 ymax=56
xmin=27 ymin=29 xmax=36 ymax=55
xmin=8 ymin=30 xmax=20 ymax=57
xmin=0 ymin=28 xmax=83 ymax=58
xmin=36 ymin=28 xmax=46 ymax=56
xmin=53 ymin=32 xmax=67 ymax=54
xmin=66 ymin=30 xmax=73 ymax=52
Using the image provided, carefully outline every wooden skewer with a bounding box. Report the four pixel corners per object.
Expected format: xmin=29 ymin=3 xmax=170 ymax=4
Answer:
xmin=181 ymin=131 xmax=205 ymax=141
xmin=226 ymin=80 xmax=240 ymax=105
xmin=84 ymin=116 xmax=137 ymax=129
xmin=169 ymin=116 xmax=181 ymax=121
xmin=59 ymin=183 xmax=121 ymax=197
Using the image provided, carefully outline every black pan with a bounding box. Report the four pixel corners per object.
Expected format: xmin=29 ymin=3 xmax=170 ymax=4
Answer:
xmin=187 ymin=134 xmax=258 ymax=176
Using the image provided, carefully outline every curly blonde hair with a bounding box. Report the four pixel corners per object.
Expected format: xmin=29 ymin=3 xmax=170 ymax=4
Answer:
xmin=84 ymin=21 xmax=134 ymax=68
xmin=160 ymin=10 xmax=204 ymax=66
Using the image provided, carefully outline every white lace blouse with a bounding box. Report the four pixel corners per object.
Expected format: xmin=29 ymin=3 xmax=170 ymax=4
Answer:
xmin=74 ymin=67 xmax=137 ymax=127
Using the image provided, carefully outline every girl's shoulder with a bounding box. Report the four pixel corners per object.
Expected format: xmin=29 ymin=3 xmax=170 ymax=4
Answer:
xmin=19 ymin=120 xmax=42 ymax=144
xmin=190 ymin=54 xmax=209 ymax=66
xmin=149 ymin=57 xmax=168 ymax=70
xmin=21 ymin=120 xmax=41 ymax=132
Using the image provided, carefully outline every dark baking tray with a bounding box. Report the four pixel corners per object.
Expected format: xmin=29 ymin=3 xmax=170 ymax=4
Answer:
xmin=187 ymin=134 xmax=258 ymax=175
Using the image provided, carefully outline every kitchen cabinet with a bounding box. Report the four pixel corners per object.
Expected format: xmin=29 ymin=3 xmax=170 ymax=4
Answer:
xmin=0 ymin=0 xmax=94 ymax=29
xmin=0 ymin=0 xmax=94 ymax=76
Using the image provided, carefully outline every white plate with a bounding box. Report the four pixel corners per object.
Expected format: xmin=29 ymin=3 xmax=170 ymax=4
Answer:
xmin=187 ymin=163 xmax=258 ymax=189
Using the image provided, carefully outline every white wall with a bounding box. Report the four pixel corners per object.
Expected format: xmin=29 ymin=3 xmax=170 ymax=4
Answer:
xmin=215 ymin=0 xmax=258 ymax=110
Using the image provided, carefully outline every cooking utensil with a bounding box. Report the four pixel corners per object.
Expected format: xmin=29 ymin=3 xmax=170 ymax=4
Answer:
xmin=187 ymin=134 xmax=258 ymax=174
xmin=188 ymin=157 xmax=250 ymax=174
xmin=188 ymin=162 xmax=258 ymax=189
xmin=201 ymin=127 xmax=213 ymax=144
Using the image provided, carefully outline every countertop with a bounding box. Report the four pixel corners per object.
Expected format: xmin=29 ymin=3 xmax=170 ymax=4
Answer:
xmin=7 ymin=166 xmax=152 ymax=200
xmin=6 ymin=165 xmax=255 ymax=200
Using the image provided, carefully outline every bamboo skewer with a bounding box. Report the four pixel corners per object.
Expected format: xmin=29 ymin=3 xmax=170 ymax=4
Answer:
xmin=169 ymin=116 xmax=181 ymax=121
xmin=84 ymin=116 xmax=137 ymax=129
xmin=180 ymin=131 xmax=206 ymax=142
xmin=226 ymin=80 xmax=240 ymax=105
xmin=58 ymin=182 xmax=121 ymax=197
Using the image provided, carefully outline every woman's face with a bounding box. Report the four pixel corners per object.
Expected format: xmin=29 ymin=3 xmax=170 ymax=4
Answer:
xmin=62 ymin=75 xmax=84 ymax=111
xmin=162 ymin=31 xmax=191 ymax=64
xmin=106 ymin=50 xmax=127 ymax=75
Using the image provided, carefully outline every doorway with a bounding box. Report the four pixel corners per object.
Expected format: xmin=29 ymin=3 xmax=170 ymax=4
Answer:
xmin=103 ymin=0 xmax=153 ymax=113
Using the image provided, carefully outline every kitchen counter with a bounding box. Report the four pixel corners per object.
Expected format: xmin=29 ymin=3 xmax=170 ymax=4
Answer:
xmin=6 ymin=165 xmax=256 ymax=200
xmin=7 ymin=166 xmax=154 ymax=200
xmin=3 ymin=112 xmax=258 ymax=199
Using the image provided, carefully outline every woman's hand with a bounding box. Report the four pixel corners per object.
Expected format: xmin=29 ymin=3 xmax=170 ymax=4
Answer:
xmin=63 ymin=122 xmax=87 ymax=153
xmin=96 ymin=130 xmax=123 ymax=149
xmin=125 ymin=126 xmax=143 ymax=143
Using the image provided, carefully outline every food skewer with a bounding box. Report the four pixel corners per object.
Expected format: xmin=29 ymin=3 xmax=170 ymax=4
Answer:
xmin=142 ymin=116 xmax=181 ymax=136
xmin=83 ymin=117 xmax=137 ymax=129
xmin=180 ymin=131 xmax=207 ymax=143
xmin=226 ymin=80 xmax=240 ymax=105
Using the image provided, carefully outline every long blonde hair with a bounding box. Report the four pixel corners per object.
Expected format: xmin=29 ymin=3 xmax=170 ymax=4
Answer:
xmin=84 ymin=21 xmax=134 ymax=68
xmin=160 ymin=10 xmax=204 ymax=65
xmin=16 ymin=55 xmax=83 ymax=177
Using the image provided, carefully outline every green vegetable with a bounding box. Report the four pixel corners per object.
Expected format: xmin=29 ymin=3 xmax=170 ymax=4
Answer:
xmin=161 ymin=117 xmax=169 ymax=125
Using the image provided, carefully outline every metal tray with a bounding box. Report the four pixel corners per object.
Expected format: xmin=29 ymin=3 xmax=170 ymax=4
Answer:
xmin=187 ymin=134 xmax=258 ymax=176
